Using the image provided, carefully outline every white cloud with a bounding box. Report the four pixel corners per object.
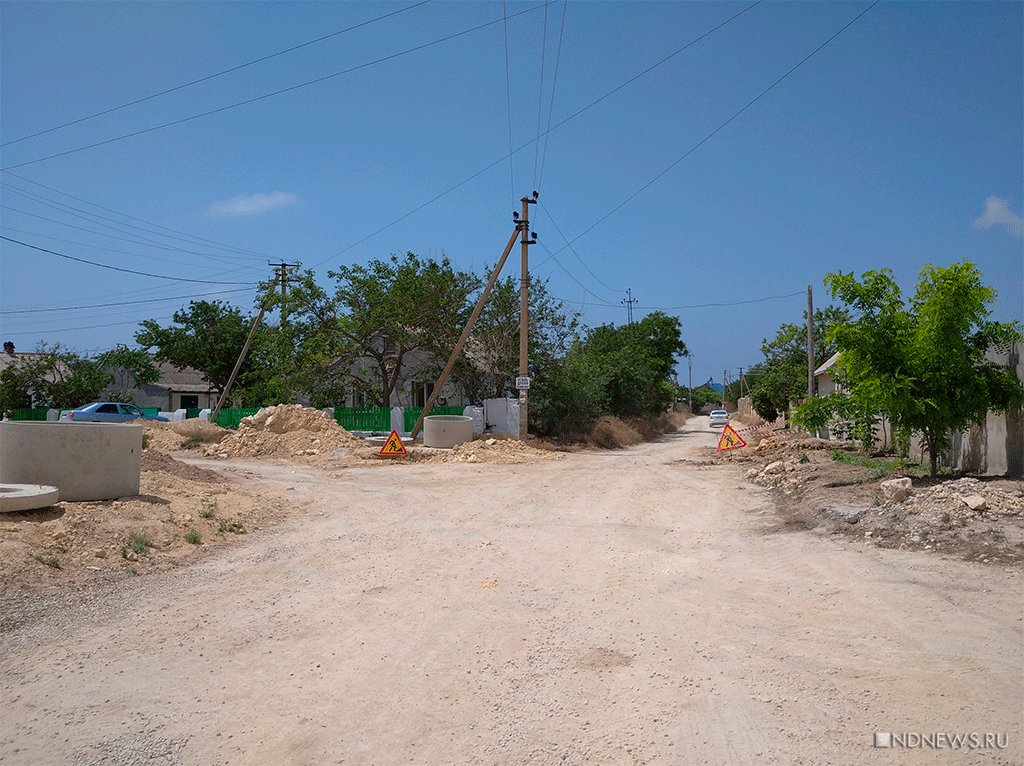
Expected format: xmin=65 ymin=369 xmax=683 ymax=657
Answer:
xmin=973 ymin=195 xmax=1023 ymax=238
xmin=207 ymin=191 xmax=302 ymax=218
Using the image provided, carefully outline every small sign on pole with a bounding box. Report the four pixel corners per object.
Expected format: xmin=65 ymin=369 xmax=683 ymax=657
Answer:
xmin=379 ymin=429 xmax=408 ymax=458
xmin=515 ymin=376 xmax=531 ymax=390
xmin=717 ymin=424 xmax=747 ymax=451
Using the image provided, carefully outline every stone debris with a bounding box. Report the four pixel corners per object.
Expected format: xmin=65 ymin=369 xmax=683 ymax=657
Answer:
xmin=895 ymin=477 xmax=1021 ymax=519
xmin=880 ymin=477 xmax=913 ymax=503
xmin=205 ymin=404 xmax=364 ymax=459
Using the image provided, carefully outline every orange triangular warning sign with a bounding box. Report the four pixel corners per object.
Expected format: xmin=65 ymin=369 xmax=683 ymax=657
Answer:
xmin=717 ymin=423 xmax=747 ymax=451
xmin=379 ymin=429 xmax=408 ymax=457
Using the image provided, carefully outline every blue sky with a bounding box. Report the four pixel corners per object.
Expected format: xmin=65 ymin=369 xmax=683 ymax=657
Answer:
xmin=1 ymin=0 xmax=1021 ymax=389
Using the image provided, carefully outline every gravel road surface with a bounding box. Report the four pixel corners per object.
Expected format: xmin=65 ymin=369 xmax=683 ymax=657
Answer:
xmin=2 ymin=420 xmax=1021 ymax=765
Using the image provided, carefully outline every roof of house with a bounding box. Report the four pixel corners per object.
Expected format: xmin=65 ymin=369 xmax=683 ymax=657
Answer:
xmin=150 ymin=362 xmax=212 ymax=392
xmin=814 ymin=352 xmax=841 ymax=377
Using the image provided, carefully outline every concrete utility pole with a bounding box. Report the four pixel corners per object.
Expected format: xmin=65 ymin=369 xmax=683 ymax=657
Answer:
xmin=269 ymin=261 xmax=300 ymax=324
xmin=806 ymin=283 xmax=815 ymax=400
xmin=518 ymin=192 xmax=537 ymax=440
xmin=722 ymin=369 xmax=727 ymax=409
xmin=622 ymin=288 xmax=637 ymax=326
xmin=687 ymin=354 xmax=693 ymax=412
xmin=410 ymin=197 xmax=535 ymax=440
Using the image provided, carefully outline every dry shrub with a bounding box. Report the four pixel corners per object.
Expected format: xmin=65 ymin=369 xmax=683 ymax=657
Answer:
xmin=628 ymin=412 xmax=686 ymax=440
xmin=589 ymin=416 xmax=643 ymax=449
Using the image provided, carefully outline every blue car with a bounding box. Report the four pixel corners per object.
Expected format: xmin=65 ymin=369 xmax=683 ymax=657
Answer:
xmin=60 ymin=402 xmax=169 ymax=423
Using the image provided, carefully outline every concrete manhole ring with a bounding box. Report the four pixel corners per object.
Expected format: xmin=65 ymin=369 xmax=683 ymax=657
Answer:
xmin=0 ymin=484 xmax=59 ymax=513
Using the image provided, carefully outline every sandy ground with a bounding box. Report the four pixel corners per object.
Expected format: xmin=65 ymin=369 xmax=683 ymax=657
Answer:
xmin=1 ymin=419 xmax=1021 ymax=765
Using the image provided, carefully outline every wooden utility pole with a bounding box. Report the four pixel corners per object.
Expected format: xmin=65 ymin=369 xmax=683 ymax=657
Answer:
xmin=806 ymin=283 xmax=815 ymax=400
xmin=209 ymin=271 xmax=280 ymax=425
xmin=722 ymin=369 xmax=727 ymax=409
xmin=518 ymin=192 xmax=537 ymax=440
xmin=410 ymin=213 xmax=530 ymax=440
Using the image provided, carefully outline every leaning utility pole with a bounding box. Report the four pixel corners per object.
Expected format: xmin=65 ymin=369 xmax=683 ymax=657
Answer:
xmin=209 ymin=270 xmax=280 ymax=425
xmin=806 ymin=283 xmax=815 ymax=400
xmin=518 ymin=192 xmax=537 ymax=440
xmin=410 ymin=195 xmax=536 ymax=440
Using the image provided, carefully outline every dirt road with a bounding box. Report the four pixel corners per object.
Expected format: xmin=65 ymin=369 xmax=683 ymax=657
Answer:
xmin=1 ymin=421 xmax=1021 ymax=765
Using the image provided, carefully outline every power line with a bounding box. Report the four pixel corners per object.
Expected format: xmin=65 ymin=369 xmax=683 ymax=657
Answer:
xmin=0 ymin=203 xmax=263 ymax=270
xmin=1 ymin=180 xmax=267 ymax=261
xmin=1 ymin=315 xmax=177 ymax=337
xmin=0 ymin=225 xmax=264 ymax=273
xmin=532 ymin=0 xmax=551 ymax=189
xmin=1 ymin=2 xmax=554 ymax=171
xmin=536 ymin=242 xmax=617 ymax=304
xmin=537 ymin=0 xmax=878 ymax=264
xmin=0 ymin=236 xmax=259 ymax=285
xmin=539 ymin=200 xmax=617 ymax=294
xmin=550 ymin=290 xmax=804 ymax=311
xmin=309 ymin=0 xmax=757 ymax=270
xmin=0 ymin=171 xmax=274 ymax=258
xmin=1 ymin=1 xmax=432 ymax=148
xmin=537 ymin=0 xmax=569 ymax=192
xmin=501 ymin=0 xmax=516 ymax=209
xmin=0 ymin=287 xmax=254 ymax=315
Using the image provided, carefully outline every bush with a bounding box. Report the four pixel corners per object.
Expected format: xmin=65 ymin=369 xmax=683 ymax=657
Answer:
xmin=589 ymin=416 xmax=643 ymax=449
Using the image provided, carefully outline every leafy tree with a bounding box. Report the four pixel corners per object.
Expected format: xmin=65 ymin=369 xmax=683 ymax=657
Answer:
xmin=97 ymin=346 xmax=160 ymax=402
xmin=136 ymin=300 xmax=270 ymax=401
xmin=532 ymin=312 xmax=688 ymax=435
xmin=322 ymin=253 xmax=481 ymax=406
xmin=0 ymin=343 xmax=111 ymax=412
xmin=748 ymin=306 xmax=849 ymax=421
xmin=452 ymin=272 xmax=579 ymax=402
xmin=821 ymin=261 xmax=1022 ymax=476
xmin=678 ymin=384 xmax=722 ymax=413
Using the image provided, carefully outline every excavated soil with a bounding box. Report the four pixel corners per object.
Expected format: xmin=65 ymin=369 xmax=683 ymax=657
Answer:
xmin=703 ymin=430 xmax=1024 ymax=564
xmin=204 ymin=404 xmax=364 ymax=460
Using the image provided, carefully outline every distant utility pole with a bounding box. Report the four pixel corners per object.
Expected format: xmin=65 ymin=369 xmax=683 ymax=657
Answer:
xmin=806 ymin=283 xmax=815 ymax=400
xmin=738 ymin=366 xmax=745 ymax=398
xmin=622 ymin=288 xmax=638 ymax=326
xmin=722 ymin=368 xmax=727 ymax=409
xmin=269 ymin=261 xmax=300 ymax=324
xmin=687 ymin=354 xmax=693 ymax=412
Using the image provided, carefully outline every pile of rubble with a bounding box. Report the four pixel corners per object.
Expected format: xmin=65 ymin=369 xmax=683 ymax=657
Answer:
xmin=143 ymin=419 xmax=228 ymax=453
xmin=881 ymin=476 xmax=1023 ymax=521
xmin=204 ymin=404 xmax=365 ymax=459
xmin=747 ymin=457 xmax=804 ymax=495
xmin=442 ymin=437 xmax=564 ymax=465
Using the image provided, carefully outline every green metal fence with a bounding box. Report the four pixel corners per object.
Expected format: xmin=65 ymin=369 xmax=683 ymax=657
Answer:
xmin=141 ymin=407 xmax=160 ymax=418
xmin=334 ymin=407 xmax=390 ymax=432
xmin=185 ymin=408 xmax=200 ymax=419
xmin=403 ymin=406 xmax=466 ymax=432
xmin=9 ymin=407 xmax=49 ymax=421
xmin=214 ymin=407 xmax=261 ymax=429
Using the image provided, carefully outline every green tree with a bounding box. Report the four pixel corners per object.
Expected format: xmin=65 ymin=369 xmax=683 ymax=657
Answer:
xmin=532 ymin=312 xmax=688 ymax=435
xmin=0 ymin=343 xmax=111 ymax=412
xmin=748 ymin=306 xmax=849 ymax=421
xmin=322 ymin=253 xmax=481 ymax=406
xmin=136 ymin=300 xmax=271 ymax=402
xmin=97 ymin=346 xmax=160 ymax=402
xmin=823 ymin=261 xmax=1022 ymax=476
xmin=452 ymin=272 xmax=579 ymax=402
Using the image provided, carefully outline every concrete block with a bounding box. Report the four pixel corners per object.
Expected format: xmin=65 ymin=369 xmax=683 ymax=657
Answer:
xmin=0 ymin=421 xmax=141 ymax=501
xmin=880 ymin=477 xmax=913 ymax=503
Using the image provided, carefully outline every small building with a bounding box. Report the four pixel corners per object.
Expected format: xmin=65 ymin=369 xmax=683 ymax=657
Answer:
xmin=102 ymin=362 xmax=216 ymax=412
xmin=813 ymin=352 xmax=842 ymax=396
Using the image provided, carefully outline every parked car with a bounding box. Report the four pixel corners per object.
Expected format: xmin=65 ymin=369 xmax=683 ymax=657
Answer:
xmin=60 ymin=402 xmax=169 ymax=423
xmin=708 ymin=409 xmax=730 ymax=428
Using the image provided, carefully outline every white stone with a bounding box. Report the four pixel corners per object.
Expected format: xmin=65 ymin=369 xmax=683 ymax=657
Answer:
xmin=880 ymin=477 xmax=913 ymax=503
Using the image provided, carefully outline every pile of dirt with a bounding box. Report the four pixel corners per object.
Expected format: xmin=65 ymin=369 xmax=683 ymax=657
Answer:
xmin=442 ymin=437 xmax=564 ymax=465
xmin=204 ymin=404 xmax=364 ymax=460
xmin=0 ymin=448 xmax=287 ymax=596
xmin=143 ymin=419 xmax=228 ymax=453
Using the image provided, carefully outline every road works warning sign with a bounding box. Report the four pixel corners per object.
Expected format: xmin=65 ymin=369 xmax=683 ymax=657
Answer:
xmin=716 ymin=424 xmax=747 ymax=451
xmin=379 ymin=429 xmax=408 ymax=457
